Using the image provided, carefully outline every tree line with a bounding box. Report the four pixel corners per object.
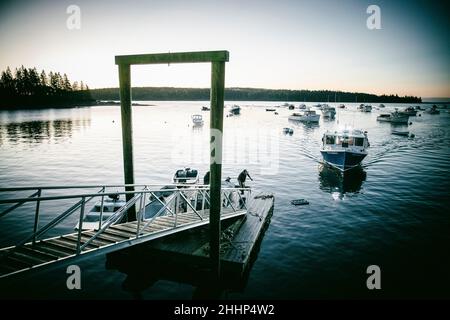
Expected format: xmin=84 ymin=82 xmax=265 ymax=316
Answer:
xmin=90 ymin=87 xmax=422 ymax=103
xmin=0 ymin=66 xmax=94 ymax=108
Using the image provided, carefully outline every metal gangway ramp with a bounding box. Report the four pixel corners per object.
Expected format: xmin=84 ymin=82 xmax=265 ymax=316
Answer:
xmin=0 ymin=184 xmax=249 ymax=279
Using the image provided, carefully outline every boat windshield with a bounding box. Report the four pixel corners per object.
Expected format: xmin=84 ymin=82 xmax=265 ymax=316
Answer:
xmin=355 ymin=137 xmax=365 ymax=146
xmin=337 ymin=136 xmax=354 ymax=147
xmin=325 ymin=135 xmax=336 ymax=144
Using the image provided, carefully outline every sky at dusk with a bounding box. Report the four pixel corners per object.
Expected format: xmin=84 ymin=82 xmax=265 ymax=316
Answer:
xmin=0 ymin=0 xmax=449 ymax=98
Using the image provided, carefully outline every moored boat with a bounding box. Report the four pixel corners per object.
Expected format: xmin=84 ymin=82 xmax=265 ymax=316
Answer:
xmin=377 ymin=110 xmax=409 ymax=124
xmin=75 ymin=194 xmax=126 ymax=230
xmin=322 ymin=105 xmax=336 ymax=118
xmin=358 ymin=104 xmax=372 ymax=112
xmin=230 ymin=105 xmax=241 ymax=115
xmin=288 ymin=109 xmax=320 ymax=123
xmin=391 ymin=130 xmax=409 ymax=136
xmin=320 ymin=128 xmax=369 ymax=171
xmin=173 ymin=167 xmax=199 ymax=184
xmin=399 ymin=106 xmax=418 ymax=116
xmin=191 ymin=114 xmax=204 ymax=126
xmin=426 ymin=105 xmax=440 ymax=114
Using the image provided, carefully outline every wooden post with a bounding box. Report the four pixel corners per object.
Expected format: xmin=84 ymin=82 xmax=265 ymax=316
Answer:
xmin=118 ymin=63 xmax=136 ymax=221
xmin=115 ymin=51 xmax=228 ymax=225
xmin=209 ymin=61 xmax=225 ymax=280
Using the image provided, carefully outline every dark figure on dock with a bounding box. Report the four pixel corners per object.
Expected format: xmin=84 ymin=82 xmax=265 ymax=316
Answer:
xmin=238 ymin=169 xmax=253 ymax=194
xmin=203 ymin=171 xmax=210 ymax=185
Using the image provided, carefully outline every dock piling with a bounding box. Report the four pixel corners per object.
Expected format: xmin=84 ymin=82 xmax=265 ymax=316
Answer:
xmin=209 ymin=61 xmax=226 ymax=280
xmin=118 ymin=63 xmax=136 ymax=221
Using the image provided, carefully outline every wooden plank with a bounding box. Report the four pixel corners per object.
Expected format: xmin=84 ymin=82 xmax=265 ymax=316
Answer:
xmin=10 ymin=251 xmax=49 ymax=266
xmin=0 ymin=263 xmax=18 ymax=274
xmin=149 ymin=221 xmax=174 ymax=230
xmin=3 ymin=255 xmax=31 ymax=269
xmin=34 ymin=242 xmax=73 ymax=257
xmin=152 ymin=219 xmax=176 ymax=228
xmin=176 ymin=214 xmax=201 ymax=222
xmin=64 ymin=235 xmax=110 ymax=247
xmin=102 ymin=228 xmax=133 ymax=239
xmin=16 ymin=246 xmax=58 ymax=262
xmin=110 ymin=224 xmax=140 ymax=233
xmin=47 ymin=238 xmax=79 ymax=252
xmin=115 ymin=50 xmax=229 ymax=65
xmin=222 ymin=195 xmax=274 ymax=265
xmin=84 ymin=231 xmax=127 ymax=243
xmin=134 ymin=224 xmax=166 ymax=233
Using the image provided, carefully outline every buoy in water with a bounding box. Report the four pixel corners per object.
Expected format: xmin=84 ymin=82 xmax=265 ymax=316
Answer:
xmin=291 ymin=199 xmax=309 ymax=206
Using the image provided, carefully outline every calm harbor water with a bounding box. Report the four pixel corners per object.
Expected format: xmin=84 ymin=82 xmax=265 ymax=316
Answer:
xmin=0 ymin=101 xmax=449 ymax=299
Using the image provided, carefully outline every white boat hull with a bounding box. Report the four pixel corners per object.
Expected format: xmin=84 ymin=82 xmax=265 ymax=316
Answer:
xmin=288 ymin=114 xmax=320 ymax=123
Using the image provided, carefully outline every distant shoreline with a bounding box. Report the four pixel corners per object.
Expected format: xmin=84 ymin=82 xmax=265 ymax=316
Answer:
xmin=89 ymin=87 xmax=423 ymax=104
xmin=1 ymin=100 xmax=447 ymax=111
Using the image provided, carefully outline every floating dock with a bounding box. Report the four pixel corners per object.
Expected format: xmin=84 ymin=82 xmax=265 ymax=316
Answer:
xmin=106 ymin=192 xmax=275 ymax=291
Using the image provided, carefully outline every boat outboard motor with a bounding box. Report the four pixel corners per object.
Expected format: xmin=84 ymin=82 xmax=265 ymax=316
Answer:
xmin=108 ymin=193 xmax=120 ymax=201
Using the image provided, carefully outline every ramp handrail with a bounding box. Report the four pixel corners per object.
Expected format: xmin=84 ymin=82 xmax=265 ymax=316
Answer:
xmin=0 ymin=184 xmax=251 ymax=257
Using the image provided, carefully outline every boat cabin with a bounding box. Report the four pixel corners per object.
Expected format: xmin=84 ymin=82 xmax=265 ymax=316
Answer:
xmin=322 ymin=129 xmax=369 ymax=150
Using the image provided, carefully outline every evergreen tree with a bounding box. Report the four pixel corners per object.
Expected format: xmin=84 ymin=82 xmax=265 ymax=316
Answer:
xmin=0 ymin=67 xmax=14 ymax=95
xmin=49 ymin=71 xmax=59 ymax=92
xmin=63 ymin=73 xmax=72 ymax=91
xmin=40 ymin=70 xmax=47 ymax=87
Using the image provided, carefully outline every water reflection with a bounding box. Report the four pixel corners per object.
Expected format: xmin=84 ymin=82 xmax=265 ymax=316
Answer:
xmin=0 ymin=118 xmax=90 ymax=145
xmin=288 ymin=119 xmax=320 ymax=130
xmin=318 ymin=164 xmax=367 ymax=198
xmin=106 ymin=214 xmax=272 ymax=299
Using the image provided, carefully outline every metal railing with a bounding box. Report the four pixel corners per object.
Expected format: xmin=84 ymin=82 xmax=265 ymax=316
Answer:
xmin=0 ymin=184 xmax=251 ymax=256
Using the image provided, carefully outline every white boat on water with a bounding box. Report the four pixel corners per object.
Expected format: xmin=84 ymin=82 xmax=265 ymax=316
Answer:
xmin=425 ymin=105 xmax=440 ymax=114
xmin=288 ymin=109 xmax=320 ymax=123
xmin=391 ymin=130 xmax=409 ymax=136
xmin=377 ymin=110 xmax=409 ymax=124
xmin=298 ymin=104 xmax=307 ymax=109
xmin=75 ymin=195 xmax=126 ymax=230
xmin=358 ymin=104 xmax=372 ymax=112
xmin=399 ymin=106 xmax=418 ymax=116
xmin=230 ymin=105 xmax=241 ymax=115
xmin=322 ymin=105 xmax=336 ymax=118
xmin=320 ymin=128 xmax=370 ymax=171
xmin=173 ymin=167 xmax=199 ymax=184
xmin=192 ymin=114 xmax=204 ymax=126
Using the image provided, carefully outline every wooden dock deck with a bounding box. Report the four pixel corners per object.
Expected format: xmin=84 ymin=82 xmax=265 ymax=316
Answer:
xmin=106 ymin=192 xmax=275 ymax=291
xmin=0 ymin=208 xmax=246 ymax=279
